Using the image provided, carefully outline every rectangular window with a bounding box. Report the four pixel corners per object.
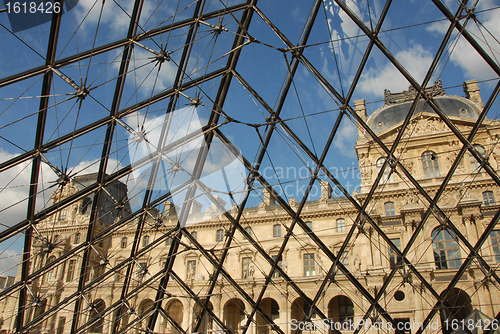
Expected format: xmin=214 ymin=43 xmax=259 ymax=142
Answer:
xmin=143 ymin=236 xmax=149 ymax=247
xmin=66 ymin=260 xmax=76 ymax=282
xmin=305 ymin=221 xmax=312 ymax=231
xmin=491 ymin=230 xmax=500 ymax=263
xmin=389 ymin=238 xmax=402 ymax=269
xmin=337 ymin=219 xmax=346 ymax=233
xmin=273 ymin=225 xmax=281 ymax=238
xmin=56 ymin=317 xmax=66 ymax=334
xmin=272 ymin=255 xmax=283 ymax=278
xmin=244 ymin=227 xmax=252 ymax=240
xmin=242 ymin=257 xmax=252 ymax=279
xmin=216 ymin=229 xmax=224 ymax=242
xmin=304 ymin=253 xmax=315 ymax=276
xmin=58 ymin=209 xmax=68 ymax=221
xmin=484 ymin=191 xmax=495 ymax=206
xmin=192 ymin=231 xmax=197 ymax=240
xmin=385 ymin=202 xmax=395 ymax=216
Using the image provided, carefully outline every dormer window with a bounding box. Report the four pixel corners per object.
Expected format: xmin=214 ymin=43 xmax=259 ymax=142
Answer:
xmin=422 ymin=151 xmax=440 ymax=178
xmin=385 ymin=202 xmax=395 ymax=216
xmin=470 ymin=144 xmax=486 ymax=171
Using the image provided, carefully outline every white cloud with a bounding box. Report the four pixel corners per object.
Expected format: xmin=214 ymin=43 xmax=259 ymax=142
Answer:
xmin=112 ymin=47 xmax=177 ymax=97
xmin=0 ymin=150 xmax=58 ymax=232
xmin=358 ymin=43 xmax=434 ymax=97
xmin=0 ymin=151 xmax=122 ymax=231
xmin=426 ymin=2 xmax=500 ymax=80
xmin=0 ymin=249 xmax=22 ymax=277
xmin=74 ymin=0 xmax=154 ymax=36
xmin=333 ymin=121 xmax=357 ymax=157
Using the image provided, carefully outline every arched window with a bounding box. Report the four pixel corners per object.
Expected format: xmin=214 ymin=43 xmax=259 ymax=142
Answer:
xmin=432 ymin=228 xmax=461 ymax=269
xmin=74 ymin=233 xmax=81 ymax=244
xmin=89 ymin=299 xmax=106 ymax=333
xmin=470 ymin=144 xmax=486 ymax=171
xmin=216 ymin=229 xmax=224 ymax=242
xmin=483 ymin=191 xmax=495 ymax=206
xmin=305 ymin=221 xmax=313 ymax=231
xmin=328 ymin=296 xmax=354 ymax=328
xmin=377 ymin=157 xmax=393 ymax=182
xmin=143 ymin=235 xmax=149 ymax=247
xmin=121 ymin=237 xmax=127 ymax=248
xmin=273 ymin=224 xmax=281 ymax=238
xmin=422 ymin=151 xmax=440 ymax=178
xmin=337 ymin=218 xmax=346 ymax=233
xmin=385 ymin=202 xmax=395 ymax=216
xmin=440 ymin=288 xmax=472 ymax=334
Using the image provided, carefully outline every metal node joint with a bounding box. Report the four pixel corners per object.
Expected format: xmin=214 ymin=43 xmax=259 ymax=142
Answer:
xmin=155 ymin=50 xmax=171 ymax=63
xmin=75 ymin=85 xmax=89 ymax=100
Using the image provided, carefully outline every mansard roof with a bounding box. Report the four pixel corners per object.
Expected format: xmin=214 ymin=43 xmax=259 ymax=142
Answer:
xmin=367 ymin=82 xmax=482 ymax=135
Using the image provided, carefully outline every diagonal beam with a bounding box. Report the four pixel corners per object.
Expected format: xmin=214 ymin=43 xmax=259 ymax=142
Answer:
xmin=112 ymin=0 xmax=207 ymax=332
xmin=69 ymin=1 xmax=145 ymax=333
xmin=148 ymin=1 xmax=258 ymax=332
xmin=15 ymin=1 xmax=64 ymax=331
xmin=0 ymin=3 xmax=249 ymax=89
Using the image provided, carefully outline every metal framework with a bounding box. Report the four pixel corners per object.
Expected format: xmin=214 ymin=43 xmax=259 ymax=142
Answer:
xmin=1 ymin=0 xmax=500 ymax=334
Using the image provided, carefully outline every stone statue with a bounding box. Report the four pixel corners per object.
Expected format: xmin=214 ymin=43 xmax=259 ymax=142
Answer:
xmin=354 ymin=255 xmax=361 ymax=274
xmin=281 ymin=261 xmax=288 ymax=274
xmin=248 ymin=262 xmax=255 ymax=278
xmin=188 ymin=262 xmax=195 ymax=280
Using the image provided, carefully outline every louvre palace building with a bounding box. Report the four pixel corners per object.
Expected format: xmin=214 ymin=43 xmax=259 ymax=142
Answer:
xmin=2 ymin=80 xmax=500 ymax=334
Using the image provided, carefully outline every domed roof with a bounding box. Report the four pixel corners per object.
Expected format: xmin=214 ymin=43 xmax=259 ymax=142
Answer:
xmin=367 ymin=95 xmax=481 ymax=135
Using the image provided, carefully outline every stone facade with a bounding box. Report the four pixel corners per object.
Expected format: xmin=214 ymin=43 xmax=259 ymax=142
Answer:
xmin=1 ymin=81 xmax=500 ymax=334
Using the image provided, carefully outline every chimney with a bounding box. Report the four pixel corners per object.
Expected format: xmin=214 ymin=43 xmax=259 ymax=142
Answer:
xmin=189 ymin=200 xmax=203 ymax=214
xmin=209 ymin=195 xmax=227 ymax=215
xmin=463 ymin=80 xmax=483 ymax=109
xmin=320 ymin=181 xmax=332 ymax=202
xmin=354 ymin=99 xmax=367 ymax=141
xmin=263 ymin=187 xmax=275 ymax=206
xmin=164 ymin=201 xmax=177 ymax=217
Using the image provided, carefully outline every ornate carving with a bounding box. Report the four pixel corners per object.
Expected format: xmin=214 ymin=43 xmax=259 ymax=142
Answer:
xmin=404 ymin=190 xmax=418 ymax=206
xmin=288 ymin=197 xmax=297 ymax=207
xmin=384 ymin=80 xmax=445 ymax=105
xmin=459 ymin=183 xmax=475 ymax=201
xmin=50 ymin=182 xmax=79 ymax=204
xmin=401 ymin=159 xmax=414 ymax=174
